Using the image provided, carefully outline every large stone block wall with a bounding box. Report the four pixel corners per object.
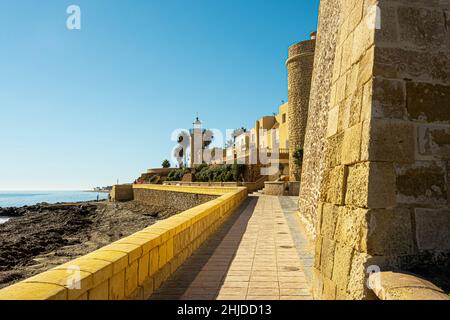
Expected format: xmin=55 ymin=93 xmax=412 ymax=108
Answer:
xmin=368 ymin=0 xmax=450 ymax=276
xmin=287 ymin=37 xmax=316 ymax=181
xmin=369 ymin=0 xmax=450 ymax=274
xmin=298 ymin=0 xmax=342 ymax=238
xmin=311 ymin=0 xmax=450 ymax=300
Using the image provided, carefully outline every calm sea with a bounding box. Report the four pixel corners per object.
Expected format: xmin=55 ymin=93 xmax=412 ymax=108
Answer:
xmin=0 ymin=191 xmax=108 ymax=208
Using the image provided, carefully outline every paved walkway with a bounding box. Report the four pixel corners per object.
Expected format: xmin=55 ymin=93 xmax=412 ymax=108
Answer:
xmin=150 ymin=195 xmax=313 ymax=300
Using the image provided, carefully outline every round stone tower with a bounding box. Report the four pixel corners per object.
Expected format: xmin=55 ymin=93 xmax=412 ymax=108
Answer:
xmin=286 ymin=32 xmax=316 ymax=182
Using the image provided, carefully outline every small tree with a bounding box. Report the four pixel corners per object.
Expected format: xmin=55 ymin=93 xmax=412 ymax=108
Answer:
xmin=161 ymin=159 xmax=171 ymax=168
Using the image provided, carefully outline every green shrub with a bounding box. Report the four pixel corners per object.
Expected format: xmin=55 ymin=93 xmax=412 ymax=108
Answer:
xmin=166 ymin=168 xmax=189 ymax=181
xmin=167 ymin=164 xmax=246 ymax=183
xmin=193 ymin=164 xmax=241 ymax=182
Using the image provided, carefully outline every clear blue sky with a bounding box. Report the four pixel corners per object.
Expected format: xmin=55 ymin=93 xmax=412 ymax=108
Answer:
xmin=0 ymin=0 xmax=319 ymax=190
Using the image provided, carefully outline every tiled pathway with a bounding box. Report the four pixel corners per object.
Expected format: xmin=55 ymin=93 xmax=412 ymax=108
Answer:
xmin=150 ymin=195 xmax=313 ymax=300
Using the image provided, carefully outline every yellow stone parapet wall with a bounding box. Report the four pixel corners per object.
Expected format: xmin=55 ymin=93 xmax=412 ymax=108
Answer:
xmin=0 ymin=185 xmax=248 ymax=300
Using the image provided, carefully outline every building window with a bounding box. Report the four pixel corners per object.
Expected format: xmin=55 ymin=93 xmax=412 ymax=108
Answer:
xmin=282 ymin=114 xmax=286 ymax=123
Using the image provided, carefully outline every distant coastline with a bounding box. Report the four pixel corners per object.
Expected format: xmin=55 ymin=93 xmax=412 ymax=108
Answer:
xmin=0 ymin=191 xmax=109 ymax=208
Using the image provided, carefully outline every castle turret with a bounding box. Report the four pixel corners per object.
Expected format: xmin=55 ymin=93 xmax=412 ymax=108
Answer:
xmin=286 ymin=32 xmax=316 ymax=182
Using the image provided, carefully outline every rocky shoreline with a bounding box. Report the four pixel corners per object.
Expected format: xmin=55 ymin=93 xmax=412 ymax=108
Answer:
xmin=0 ymin=202 xmax=90 ymax=218
xmin=0 ymin=200 xmax=187 ymax=289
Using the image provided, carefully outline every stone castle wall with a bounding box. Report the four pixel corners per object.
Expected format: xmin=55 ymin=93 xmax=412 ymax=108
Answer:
xmin=287 ymin=37 xmax=316 ymax=181
xmin=308 ymin=0 xmax=450 ymax=300
xmin=298 ymin=0 xmax=342 ymax=239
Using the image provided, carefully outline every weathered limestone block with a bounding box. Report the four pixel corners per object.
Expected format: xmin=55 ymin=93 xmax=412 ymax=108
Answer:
xmin=397 ymin=6 xmax=450 ymax=50
xmin=351 ymin=18 xmax=375 ymax=66
xmin=341 ymin=123 xmax=362 ymax=165
xmin=320 ymin=237 xmax=336 ymax=280
xmin=395 ymin=161 xmax=448 ymax=205
xmin=332 ymin=45 xmax=342 ymax=84
xmin=345 ymin=64 xmax=359 ymax=99
xmin=341 ymin=33 xmax=354 ymax=74
xmin=347 ymin=0 xmax=364 ymax=35
xmin=345 ymin=163 xmax=369 ymax=208
xmin=361 ymin=81 xmax=373 ymax=121
xmin=346 ymin=251 xmax=370 ymax=300
xmin=372 ymin=77 xmax=406 ymax=119
xmin=312 ymin=268 xmax=324 ymax=298
xmin=336 ymin=288 xmax=350 ymax=300
xmin=335 ymin=74 xmax=348 ymax=105
xmin=337 ymin=97 xmax=351 ymax=133
xmin=366 ymin=162 xmax=399 ymax=208
xmin=327 ymin=105 xmax=340 ymax=138
xmin=406 ymin=82 xmax=450 ymax=123
xmin=315 ymin=235 xmax=323 ymax=269
xmin=345 ymin=162 xmax=396 ymax=208
xmin=414 ymin=208 xmax=450 ymax=251
xmin=320 ymin=203 xmax=339 ymax=239
xmin=363 ymin=119 xmax=415 ymax=163
xmin=366 ymin=208 xmax=415 ymax=256
xmin=347 ymin=252 xmax=386 ymax=300
xmin=320 ymin=165 xmax=347 ymax=205
xmin=374 ymin=47 xmax=450 ymax=84
xmin=331 ymin=243 xmax=354 ymax=292
xmin=316 ymin=202 xmax=324 ymax=233
xmin=357 ymin=46 xmax=375 ymax=88
xmin=322 ymin=276 xmax=337 ymax=300
xmin=325 ymin=131 xmax=344 ymax=168
xmin=348 ymin=87 xmax=364 ymax=128
xmin=334 ymin=207 xmax=368 ymax=251
xmin=375 ymin=3 xmax=399 ymax=44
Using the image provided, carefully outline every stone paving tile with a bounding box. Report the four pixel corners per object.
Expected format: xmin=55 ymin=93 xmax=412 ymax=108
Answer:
xmin=149 ymin=195 xmax=313 ymax=300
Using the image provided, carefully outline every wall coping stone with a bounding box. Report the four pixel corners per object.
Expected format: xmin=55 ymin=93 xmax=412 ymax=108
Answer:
xmin=369 ymin=271 xmax=450 ymax=300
